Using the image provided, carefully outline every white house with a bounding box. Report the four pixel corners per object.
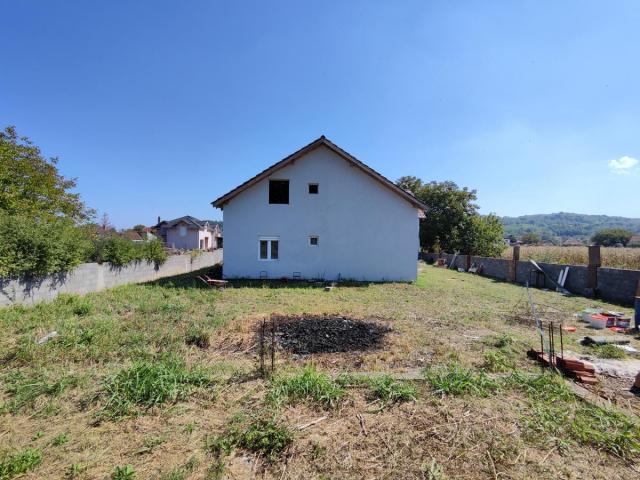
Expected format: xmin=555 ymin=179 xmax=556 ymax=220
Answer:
xmin=211 ymin=136 xmax=426 ymax=281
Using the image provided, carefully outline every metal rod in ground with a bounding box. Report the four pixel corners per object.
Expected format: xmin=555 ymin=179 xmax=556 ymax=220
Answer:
xmin=260 ymin=319 xmax=265 ymax=377
xmin=271 ymin=314 xmax=276 ymax=373
xmin=559 ymin=322 xmax=564 ymax=359
xmin=548 ymin=322 xmax=554 ymax=367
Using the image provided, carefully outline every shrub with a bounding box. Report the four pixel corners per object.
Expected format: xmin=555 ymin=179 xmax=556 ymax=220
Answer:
xmin=0 ymin=448 xmax=42 ymax=480
xmin=100 ymin=358 xmax=214 ymax=418
xmin=424 ymin=363 xmax=499 ymax=397
xmin=368 ymin=375 xmax=417 ymax=405
xmin=267 ymin=366 xmax=344 ymax=409
xmin=143 ymin=239 xmax=167 ymax=266
xmin=96 ymin=237 xmax=167 ymax=267
xmin=0 ymin=214 xmax=93 ymax=278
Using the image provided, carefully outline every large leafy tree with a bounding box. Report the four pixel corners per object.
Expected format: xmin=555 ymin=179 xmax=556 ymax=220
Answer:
xmin=0 ymin=126 xmax=93 ymax=222
xmin=397 ymin=176 xmax=504 ymax=256
xmin=591 ymin=228 xmax=633 ymax=247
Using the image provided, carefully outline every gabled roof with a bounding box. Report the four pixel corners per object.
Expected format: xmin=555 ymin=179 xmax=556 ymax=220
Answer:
xmin=211 ymin=136 xmax=427 ymax=210
xmin=155 ymin=216 xmax=217 ymax=230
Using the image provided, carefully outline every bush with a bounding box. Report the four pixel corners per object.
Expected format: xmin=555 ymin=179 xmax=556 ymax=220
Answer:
xmin=100 ymin=358 xmax=214 ymax=418
xmin=0 ymin=214 xmax=93 ymax=278
xmin=96 ymin=237 xmax=167 ymax=267
xmin=267 ymin=366 xmax=344 ymax=409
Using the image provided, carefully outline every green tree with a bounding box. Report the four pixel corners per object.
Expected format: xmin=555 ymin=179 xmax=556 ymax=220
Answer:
xmin=591 ymin=228 xmax=633 ymax=247
xmin=520 ymin=232 xmax=541 ymax=245
xmin=132 ymin=224 xmax=146 ymax=236
xmin=397 ymin=177 xmax=503 ymax=256
xmin=0 ymin=126 xmax=93 ymax=221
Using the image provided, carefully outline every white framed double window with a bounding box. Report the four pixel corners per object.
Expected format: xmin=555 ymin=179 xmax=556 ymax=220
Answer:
xmin=259 ymin=237 xmax=279 ymax=261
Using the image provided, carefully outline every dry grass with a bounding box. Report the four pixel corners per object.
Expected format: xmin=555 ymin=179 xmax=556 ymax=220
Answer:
xmin=0 ymin=263 xmax=639 ymax=479
xmin=500 ymin=245 xmax=640 ymax=270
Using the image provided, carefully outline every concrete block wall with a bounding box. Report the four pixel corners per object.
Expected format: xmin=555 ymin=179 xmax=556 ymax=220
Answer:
xmin=420 ymin=251 xmax=638 ymax=306
xmin=0 ymin=250 xmax=222 ymax=307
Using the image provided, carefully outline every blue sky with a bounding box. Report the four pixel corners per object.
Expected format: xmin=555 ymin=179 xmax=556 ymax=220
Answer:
xmin=2 ymin=1 xmax=639 ymax=228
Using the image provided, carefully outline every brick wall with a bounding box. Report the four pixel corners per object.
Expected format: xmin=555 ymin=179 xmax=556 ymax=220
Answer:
xmin=0 ymin=250 xmax=222 ymax=307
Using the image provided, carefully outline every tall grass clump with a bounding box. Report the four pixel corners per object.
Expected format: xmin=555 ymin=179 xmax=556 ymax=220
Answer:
xmin=267 ymin=366 xmax=344 ymax=409
xmin=100 ymin=357 xmax=214 ymax=418
xmin=0 ymin=448 xmax=42 ymax=480
xmin=1 ymin=371 xmax=78 ymax=414
xmin=424 ymin=363 xmax=499 ymax=397
xmin=368 ymin=375 xmax=417 ymax=405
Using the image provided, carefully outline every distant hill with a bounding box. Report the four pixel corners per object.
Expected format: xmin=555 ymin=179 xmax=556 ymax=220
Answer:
xmin=500 ymin=212 xmax=640 ymax=243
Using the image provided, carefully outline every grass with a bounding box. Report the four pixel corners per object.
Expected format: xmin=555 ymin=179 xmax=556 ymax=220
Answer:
xmin=424 ymin=363 xmax=500 ymax=397
xmin=500 ymin=245 xmax=640 ymax=270
xmin=0 ymin=448 xmax=42 ymax=480
xmin=591 ymin=343 xmax=628 ymax=359
xmin=1 ymin=263 xmax=638 ymax=478
xmin=111 ymin=465 xmax=136 ymax=480
xmin=267 ymin=366 xmax=345 ymax=408
xmin=100 ymin=357 xmax=214 ymax=419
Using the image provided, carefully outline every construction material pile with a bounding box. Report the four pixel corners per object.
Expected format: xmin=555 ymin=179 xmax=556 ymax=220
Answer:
xmin=273 ymin=315 xmax=391 ymax=354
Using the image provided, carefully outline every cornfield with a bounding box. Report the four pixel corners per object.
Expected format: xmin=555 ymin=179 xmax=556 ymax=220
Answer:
xmin=499 ymin=246 xmax=640 ymax=270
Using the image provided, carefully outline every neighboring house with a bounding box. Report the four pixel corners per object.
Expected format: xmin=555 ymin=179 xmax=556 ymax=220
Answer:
xmin=153 ymin=216 xmax=221 ymax=250
xmin=120 ymin=230 xmax=144 ymax=242
xmin=211 ymin=136 xmax=426 ymax=281
xmin=628 ymin=234 xmax=640 ymax=247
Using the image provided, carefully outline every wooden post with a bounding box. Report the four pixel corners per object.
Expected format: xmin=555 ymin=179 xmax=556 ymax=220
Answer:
xmin=587 ymin=245 xmax=601 ymax=293
xmin=634 ymin=280 xmax=640 ymax=331
xmin=510 ymin=246 xmax=520 ymax=282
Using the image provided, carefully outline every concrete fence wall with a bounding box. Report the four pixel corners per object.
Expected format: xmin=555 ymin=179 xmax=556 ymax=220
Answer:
xmin=0 ymin=250 xmax=223 ymax=307
xmin=421 ymin=250 xmax=640 ymax=306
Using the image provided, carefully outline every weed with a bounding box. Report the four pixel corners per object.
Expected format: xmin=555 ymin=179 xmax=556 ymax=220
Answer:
xmin=161 ymin=456 xmax=199 ymax=480
xmin=52 ymin=432 xmax=69 ymax=446
xmin=267 ymin=366 xmax=344 ymax=409
xmin=591 ymin=344 xmax=628 ymax=359
xmin=100 ymin=357 xmax=214 ymax=419
xmin=185 ymin=325 xmax=210 ymax=348
xmin=482 ymin=350 xmax=516 ymax=373
xmin=111 ymin=465 xmax=136 ymax=480
xmin=424 ymin=363 xmax=499 ymax=397
xmin=205 ymin=459 xmax=225 ymax=480
xmin=421 ymin=458 xmax=446 ymax=480
xmin=1 ymin=371 xmax=78 ymax=414
xmin=206 ymin=415 xmax=293 ymax=461
xmin=368 ymin=375 xmax=417 ymax=405
xmin=0 ymin=448 xmax=42 ymax=480
xmin=184 ymin=422 xmax=195 ymax=434
xmin=66 ymin=463 xmax=83 ymax=479
xmin=506 ymin=372 xmax=640 ymax=458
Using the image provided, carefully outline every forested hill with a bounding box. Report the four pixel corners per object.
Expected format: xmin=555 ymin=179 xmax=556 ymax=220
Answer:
xmin=501 ymin=212 xmax=640 ymax=242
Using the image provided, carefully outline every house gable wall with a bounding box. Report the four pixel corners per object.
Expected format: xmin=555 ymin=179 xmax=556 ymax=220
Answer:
xmin=222 ymin=145 xmax=419 ymax=281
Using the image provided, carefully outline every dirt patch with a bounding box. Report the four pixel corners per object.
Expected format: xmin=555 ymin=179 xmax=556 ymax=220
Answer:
xmin=272 ymin=315 xmax=391 ymax=354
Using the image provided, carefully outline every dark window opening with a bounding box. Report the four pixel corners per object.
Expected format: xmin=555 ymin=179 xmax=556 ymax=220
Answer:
xmin=271 ymin=240 xmax=279 ymax=259
xmin=308 ymin=183 xmax=319 ymax=194
xmin=260 ymin=240 xmax=268 ymax=259
xmin=269 ymin=180 xmax=289 ymax=204
xmin=309 ymin=236 xmax=319 ymax=246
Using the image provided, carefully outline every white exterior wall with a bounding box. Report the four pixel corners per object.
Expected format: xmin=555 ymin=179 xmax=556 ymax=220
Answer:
xmin=166 ymin=227 xmax=200 ymax=250
xmin=222 ymin=146 xmax=419 ymax=281
xmin=198 ymin=229 xmax=213 ymax=249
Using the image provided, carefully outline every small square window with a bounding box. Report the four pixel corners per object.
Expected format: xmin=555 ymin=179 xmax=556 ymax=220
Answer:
xmin=309 ymin=236 xmax=319 ymax=246
xmin=308 ymin=183 xmax=319 ymax=194
xmin=269 ymin=180 xmax=289 ymax=204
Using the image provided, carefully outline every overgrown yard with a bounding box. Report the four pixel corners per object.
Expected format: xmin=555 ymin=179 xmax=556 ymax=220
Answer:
xmin=1 ymin=263 xmax=639 ymax=479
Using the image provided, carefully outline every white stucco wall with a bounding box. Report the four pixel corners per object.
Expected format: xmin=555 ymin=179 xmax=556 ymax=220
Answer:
xmin=221 ymin=145 xmax=419 ymax=281
xmin=166 ymin=227 xmax=200 ymax=250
